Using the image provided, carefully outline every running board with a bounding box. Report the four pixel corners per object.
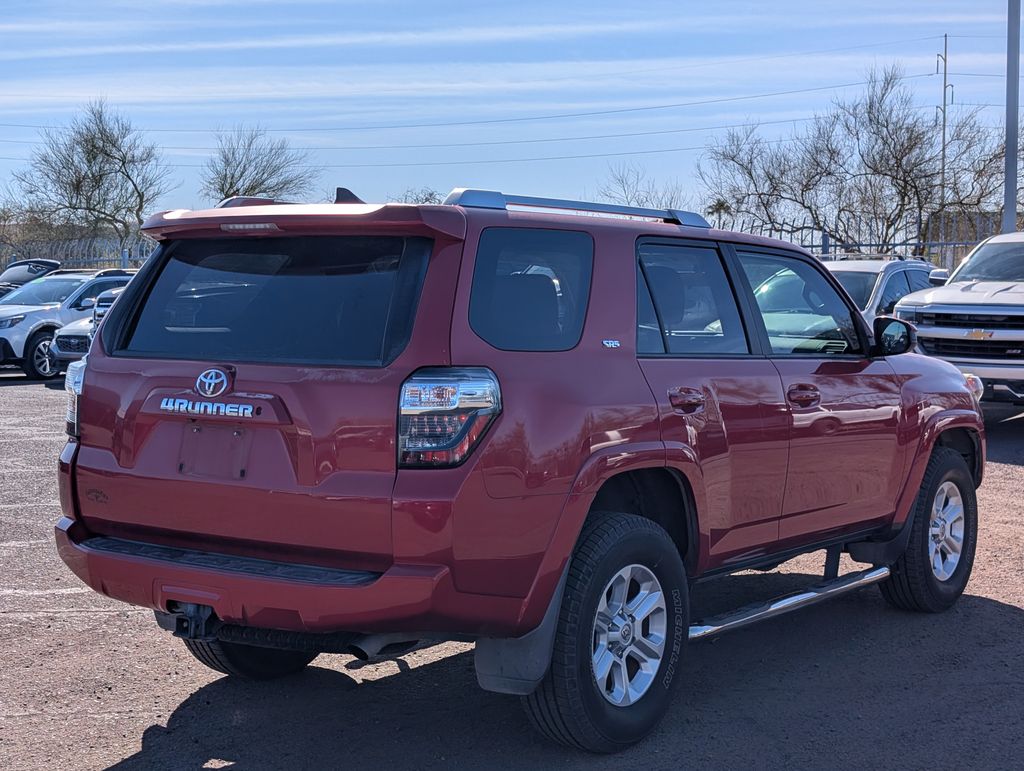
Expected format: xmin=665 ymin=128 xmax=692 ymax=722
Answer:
xmin=688 ymin=566 xmax=891 ymax=641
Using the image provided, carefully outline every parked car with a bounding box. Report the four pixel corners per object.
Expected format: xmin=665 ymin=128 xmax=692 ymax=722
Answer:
xmin=55 ymin=190 xmax=985 ymax=753
xmin=51 ymin=287 xmax=125 ymax=363
xmin=0 ymin=258 xmax=60 ymax=298
xmin=0 ymin=269 xmax=134 ymax=378
xmin=754 ymin=256 xmax=933 ymax=322
xmin=896 ymin=232 xmax=1024 ymax=404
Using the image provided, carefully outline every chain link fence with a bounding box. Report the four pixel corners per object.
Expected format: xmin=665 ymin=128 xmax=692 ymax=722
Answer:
xmin=1 ymin=234 xmax=156 ymax=271
xmin=727 ymin=211 xmax=1001 ymax=267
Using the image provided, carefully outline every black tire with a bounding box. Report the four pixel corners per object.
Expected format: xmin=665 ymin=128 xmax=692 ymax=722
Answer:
xmin=182 ymin=638 xmax=317 ymax=680
xmin=21 ymin=329 xmax=61 ymax=380
xmin=880 ymin=447 xmax=978 ymax=613
xmin=522 ymin=512 xmax=688 ymax=753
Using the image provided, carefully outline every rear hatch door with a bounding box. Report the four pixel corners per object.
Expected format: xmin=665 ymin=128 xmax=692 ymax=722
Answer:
xmin=74 ymin=208 xmax=464 ymax=571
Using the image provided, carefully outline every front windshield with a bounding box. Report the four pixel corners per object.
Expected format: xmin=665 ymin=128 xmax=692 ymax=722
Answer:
xmin=830 ymin=271 xmax=877 ymax=310
xmin=952 ymin=242 xmax=1024 ymax=282
xmin=0 ymin=278 xmax=85 ymax=306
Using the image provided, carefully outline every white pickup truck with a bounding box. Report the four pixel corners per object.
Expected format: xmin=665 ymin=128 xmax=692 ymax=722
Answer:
xmin=896 ymin=232 xmax=1024 ymax=405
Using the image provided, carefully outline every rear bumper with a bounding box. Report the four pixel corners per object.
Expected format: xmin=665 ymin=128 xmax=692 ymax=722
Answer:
xmin=54 ymin=515 xmax=527 ymax=637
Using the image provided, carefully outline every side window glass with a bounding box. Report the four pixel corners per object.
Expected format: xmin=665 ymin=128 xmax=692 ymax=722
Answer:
xmin=877 ymin=272 xmax=912 ymax=315
xmin=738 ymin=252 xmax=862 ymax=356
xmin=636 ymin=266 xmax=664 ymax=354
xmin=907 ymin=270 xmax=932 ymax=293
xmin=74 ymin=279 xmax=121 ymax=306
xmin=469 ymin=228 xmax=594 ymax=352
xmin=638 ymin=245 xmax=748 ymax=355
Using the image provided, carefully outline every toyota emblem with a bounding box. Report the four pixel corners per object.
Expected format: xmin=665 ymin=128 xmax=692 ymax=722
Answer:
xmin=195 ymin=368 xmax=230 ymax=398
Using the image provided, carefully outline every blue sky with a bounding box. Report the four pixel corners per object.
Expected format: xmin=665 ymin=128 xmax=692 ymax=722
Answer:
xmin=0 ymin=0 xmax=1016 ymax=212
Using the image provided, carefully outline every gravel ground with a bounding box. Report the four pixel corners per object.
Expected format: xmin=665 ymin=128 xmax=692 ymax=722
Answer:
xmin=1 ymin=369 xmax=1021 ymax=770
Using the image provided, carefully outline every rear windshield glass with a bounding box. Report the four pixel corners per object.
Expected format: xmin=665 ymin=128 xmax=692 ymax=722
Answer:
xmin=121 ymin=236 xmax=430 ymax=366
xmin=469 ymin=228 xmax=593 ymax=351
xmin=830 ymin=271 xmax=877 ymax=310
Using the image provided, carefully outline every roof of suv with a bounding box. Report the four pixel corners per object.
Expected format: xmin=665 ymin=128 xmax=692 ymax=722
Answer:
xmin=825 ymin=259 xmax=932 ymax=274
xmin=142 ymin=188 xmax=813 ymax=257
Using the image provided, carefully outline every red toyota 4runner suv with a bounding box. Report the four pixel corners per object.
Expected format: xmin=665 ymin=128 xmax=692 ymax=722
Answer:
xmin=55 ymin=189 xmax=985 ymax=752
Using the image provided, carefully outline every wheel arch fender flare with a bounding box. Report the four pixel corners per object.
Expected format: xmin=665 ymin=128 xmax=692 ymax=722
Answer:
xmin=475 ymin=441 xmax=704 ymax=695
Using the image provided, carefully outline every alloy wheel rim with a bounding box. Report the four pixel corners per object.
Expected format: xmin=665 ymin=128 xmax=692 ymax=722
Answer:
xmin=33 ymin=338 xmax=57 ymax=376
xmin=929 ymin=480 xmax=965 ymax=582
xmin=591 ymin=563 xmax=667 ymax=707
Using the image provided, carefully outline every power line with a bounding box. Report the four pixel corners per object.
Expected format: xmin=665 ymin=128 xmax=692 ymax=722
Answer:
xmin=0 ymin=73 xmax=937 ymax=135
xmin=0 ymin=116 xmax=819 ymax=152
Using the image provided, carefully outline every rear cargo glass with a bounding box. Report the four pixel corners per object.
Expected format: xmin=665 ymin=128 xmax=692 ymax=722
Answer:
xmin=469 ymin=228 xmax=593 ymax=352
xmin=120 ymin=236 xmax=430 ymax=366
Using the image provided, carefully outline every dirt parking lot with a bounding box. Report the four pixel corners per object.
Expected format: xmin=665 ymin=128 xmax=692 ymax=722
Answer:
xmin=1 ymin=369 xmax=1021 ymax=770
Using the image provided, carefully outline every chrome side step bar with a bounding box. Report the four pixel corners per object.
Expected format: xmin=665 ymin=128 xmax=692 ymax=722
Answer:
xmin=688 ymin=566 xmax=891 ymax=641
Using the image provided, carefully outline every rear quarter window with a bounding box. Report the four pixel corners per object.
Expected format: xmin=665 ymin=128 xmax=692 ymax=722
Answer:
xmin=118 ymin=236 xmax=430 ymax=366
xmin=469 ymin=228 xmax=593 ymax=351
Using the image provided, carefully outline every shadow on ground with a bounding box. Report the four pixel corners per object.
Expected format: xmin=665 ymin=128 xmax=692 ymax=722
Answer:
xmin=108 ymin=571 xmax=1024 ymax=771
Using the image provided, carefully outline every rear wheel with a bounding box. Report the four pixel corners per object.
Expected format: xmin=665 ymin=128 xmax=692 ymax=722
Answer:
xmin=522 ymin=512 xmax=688 ymax=753
xmin=880 ymin=447 xmax=978 ymax=613
xmin=21 ymin=330 xmax=61 ymax=380
xmin=182 ymin=638 xmax=317 ymax=680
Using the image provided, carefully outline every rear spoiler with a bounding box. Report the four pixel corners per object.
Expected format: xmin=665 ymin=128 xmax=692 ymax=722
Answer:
xmin=142 ymin=203 xmax=467 ymax=241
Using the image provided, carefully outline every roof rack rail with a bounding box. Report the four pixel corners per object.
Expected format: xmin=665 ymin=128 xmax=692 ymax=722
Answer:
xmin=442 ymin=188 xmax=711 ymax=228
xmin=95 ymin=268 xmax=136 ymax=277
xmin=216 ymin=196 xmax=298 ymax=208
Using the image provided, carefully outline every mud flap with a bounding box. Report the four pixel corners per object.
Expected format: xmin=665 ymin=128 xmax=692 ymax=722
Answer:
xmin=474 ymin=565 xmax=569 ymax=696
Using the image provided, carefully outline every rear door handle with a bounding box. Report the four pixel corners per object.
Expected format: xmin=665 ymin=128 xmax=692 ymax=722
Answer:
xmin=668 ymin=387 xmax=705 ymax=414
xmin=787 ymin=384 xmax=821 ymax=407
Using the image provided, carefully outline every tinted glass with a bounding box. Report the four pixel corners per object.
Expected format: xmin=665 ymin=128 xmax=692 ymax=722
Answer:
xmin=469 ymin=228 xmax=593 ymax=351
xmin=638 ymin=244 xmax=748 ymax=355
xmin=830 ymin=270 xmax=878 ymax=310
xmin=0 ymin=277 xmax=86 ymax=306
xmin=907 ymin=270 xmax=932 ymax=292
xmin=636 ymin=268 xmax=664 ymax=354
xmin=738 ymin=253 xmax=861 ymax=355
xmin=876 ymin=272 xmax=912 ymax=315
xmin=952 ymin=242 xmax=1024 ymax=282
xmin=74 ymin=278 xmax=129 ymax=307
xmin=123 ymin=236 xmax=429 ymax=366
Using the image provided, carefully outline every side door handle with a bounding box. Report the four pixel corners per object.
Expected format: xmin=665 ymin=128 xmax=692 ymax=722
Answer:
xmin=787 ymin=384 xmax=821 ymax=407
xmin=668 ymin=387 xmax=705 ymax=414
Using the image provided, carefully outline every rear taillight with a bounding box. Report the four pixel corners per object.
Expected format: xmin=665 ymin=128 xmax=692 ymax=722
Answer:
xmin=398 ymin=367 xmax=501 ymax=468
xmin=65 ymin=357 xmax=87 ymax=437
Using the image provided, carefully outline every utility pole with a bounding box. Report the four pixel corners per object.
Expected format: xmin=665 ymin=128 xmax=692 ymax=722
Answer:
xmin=1003 ymin=0 xmax=1021 ymax=233
xmin=937 ymin=35 xmax=954 ymax=266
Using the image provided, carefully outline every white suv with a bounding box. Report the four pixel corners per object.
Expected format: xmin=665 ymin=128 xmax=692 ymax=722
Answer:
xmin=896 ymin=232 xmax=1024 ymax=404
xmin=0 ymin=269 xmax=133 ymax=378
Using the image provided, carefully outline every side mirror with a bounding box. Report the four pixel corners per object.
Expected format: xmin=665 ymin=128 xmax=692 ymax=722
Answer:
xmin=77 ymin=297 xmax=96 ymax=310
xmin=928 ymin=268 xmax=950 ymax=287
xmin=873 ymin=316 xmax=916 ymax=357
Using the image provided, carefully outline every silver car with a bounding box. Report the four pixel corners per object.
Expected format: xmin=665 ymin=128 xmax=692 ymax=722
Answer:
xmin=0 ymin=269 xmax=133 ymax=378
xmin=51 ymin=287 xmax=126 ymax=363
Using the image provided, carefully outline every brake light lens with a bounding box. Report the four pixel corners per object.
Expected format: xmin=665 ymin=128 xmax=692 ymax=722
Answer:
xmin=65 ymin=357 xmax=87 ymax=437
xmin=398 ymin=367 xmax=501 ymax=468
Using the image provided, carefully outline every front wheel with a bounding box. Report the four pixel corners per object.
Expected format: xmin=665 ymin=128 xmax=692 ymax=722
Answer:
xmin=22 ymin=330 xmax=61 ymax=380
xmin=522 ymin=512 xmax=688 ymax=753
xmin=182 ymin=638 xmax=317 ymax=680
xmin=880 ymin=447 xmax=978 ymax=613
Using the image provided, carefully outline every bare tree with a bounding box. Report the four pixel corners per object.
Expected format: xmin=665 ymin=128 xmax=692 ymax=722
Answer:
xmin=598 ymin=162 xmax=688 ymax=209
xmin=698 ymin=67 xmax=1003 ymax=252
xmin=391 ymin=186 xmax=444 ymax=204
xmin=13 ymin=100 xmax=174 ymax=249
xmin=200 ymin=127 xmax=319 ymax=202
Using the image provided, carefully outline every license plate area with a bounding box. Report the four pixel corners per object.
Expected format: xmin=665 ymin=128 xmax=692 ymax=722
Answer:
xmin=178 ymin=421 xmax=253 ymax=480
